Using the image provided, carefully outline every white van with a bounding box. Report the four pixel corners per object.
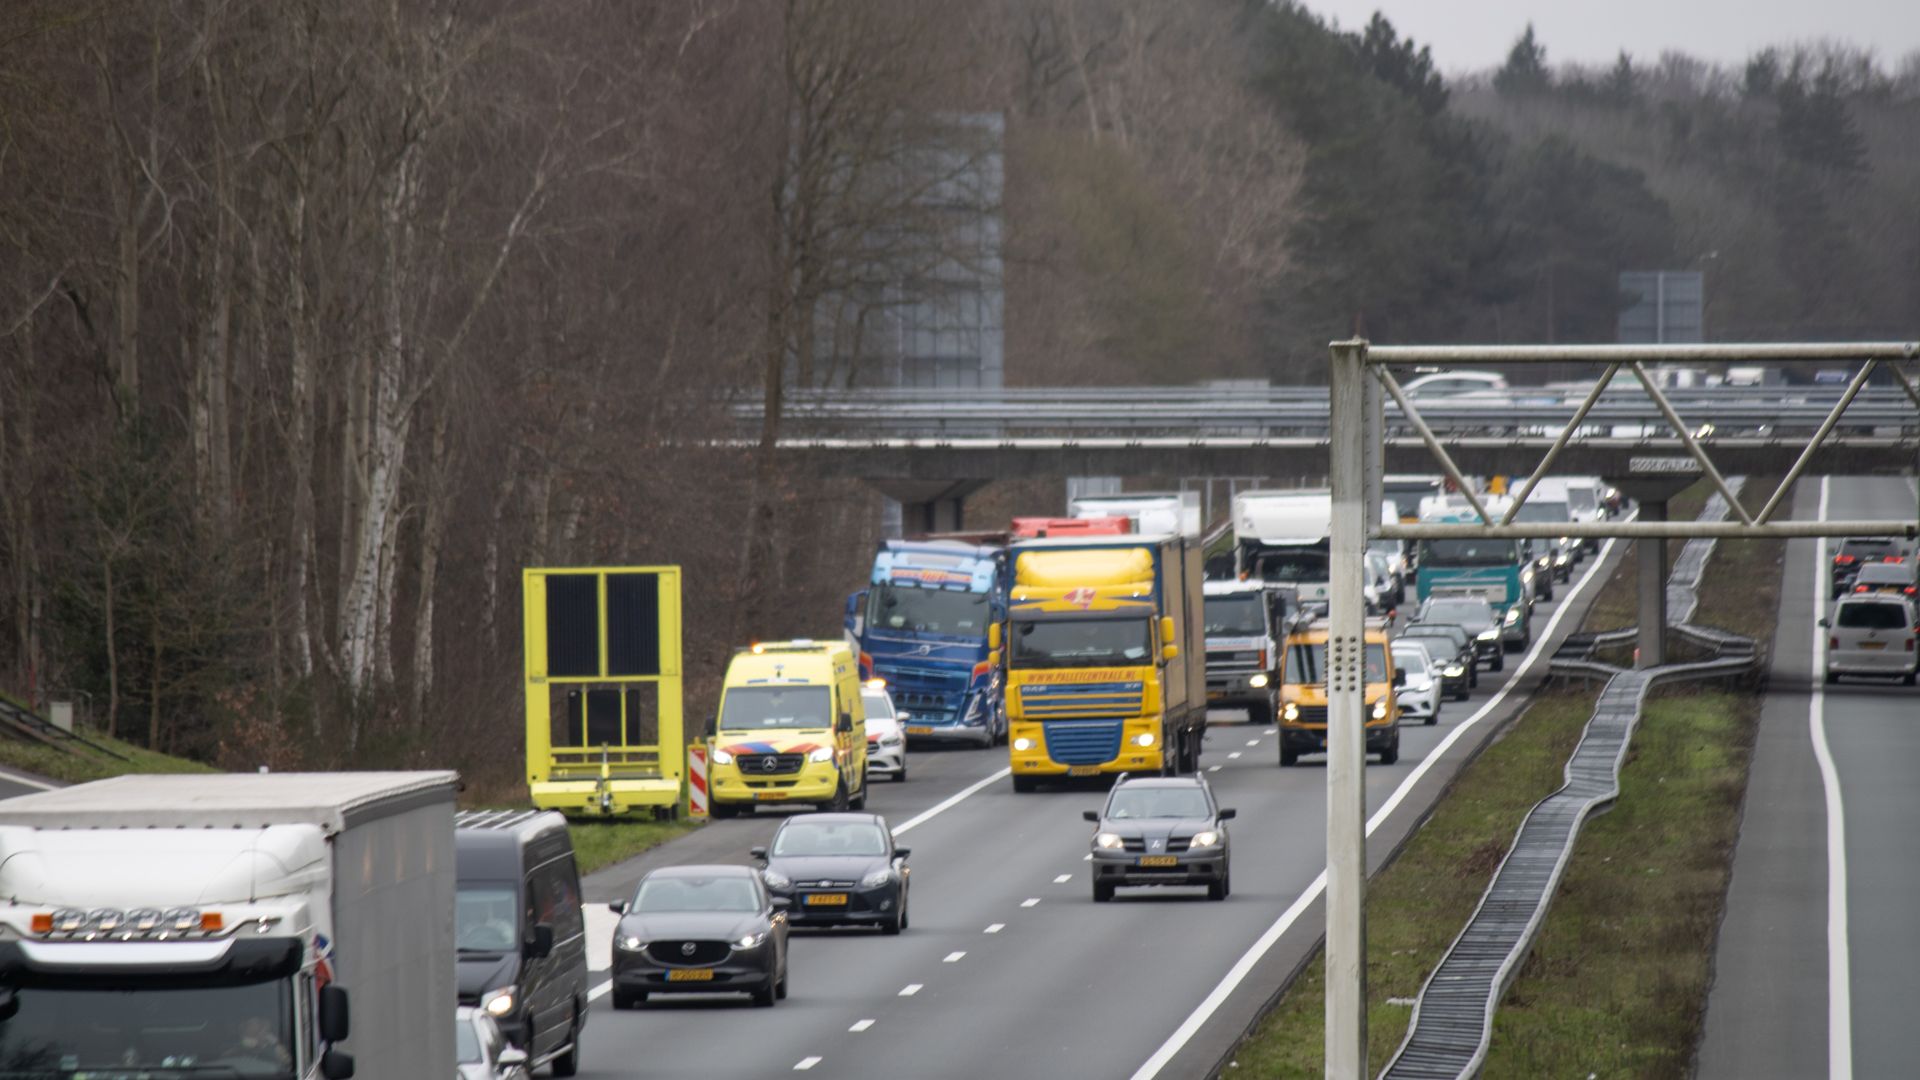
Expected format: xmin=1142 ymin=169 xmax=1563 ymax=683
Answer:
xmin=1821 ymin=594 xmax=1918 ymax=685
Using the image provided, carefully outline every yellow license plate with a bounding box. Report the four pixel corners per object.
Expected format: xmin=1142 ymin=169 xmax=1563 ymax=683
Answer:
xmin=667 ymin=969 xmax=714 ymax=982
xmin=906 ymin=725 xmax=933 ymax=736
xmin=1067 ymin=765 xmax=1101 ymax=777
xmin=804 ymin=893 xmax=849 ymax=906
xmin=1861 ymin=641 xmax=1886 ymax=650
xmin=754 ymin=791 xmax=788 ymax=800
xmin=1139 ymin=856 xmax=1179 ymax=867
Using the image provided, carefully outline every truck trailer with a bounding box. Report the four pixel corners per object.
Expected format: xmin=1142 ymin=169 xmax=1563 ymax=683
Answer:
xmin=0 ymin=771 xmax=459 ymax=1079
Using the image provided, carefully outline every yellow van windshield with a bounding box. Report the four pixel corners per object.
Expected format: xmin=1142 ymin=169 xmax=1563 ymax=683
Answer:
xmin=720 ymin=686 xmax=831 ymax=730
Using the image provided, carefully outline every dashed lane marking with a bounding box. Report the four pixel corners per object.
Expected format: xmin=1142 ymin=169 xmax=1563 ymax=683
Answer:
xmin=984 ymin=923 xmax=1005 ymax=934
xmin=899 ymin=983 xmax=923 ymax=997
xmin=1021 ymin=898 xmax=1041 ymax=908
xmin=849 ymin=1019 xmax=875 ymax=1033
xmin=794 ymin=1057 xmax=822 ymax=1071
xmin=944 ymin=951 xmax=966 ymax=963
xmin=1053 ymin=874 xmax=1072 ymax=884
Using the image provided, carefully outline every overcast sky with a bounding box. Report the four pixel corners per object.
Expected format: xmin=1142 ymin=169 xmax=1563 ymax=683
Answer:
xmin=1301 ymin=0 xmax=1920 ymax=75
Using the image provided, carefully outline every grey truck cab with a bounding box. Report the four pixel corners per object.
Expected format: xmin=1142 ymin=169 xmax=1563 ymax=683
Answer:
xmin=456 ymin=810 xmax=589 ymax=1076
xmin=1203 ymin=580 xmax=1290 ymax=724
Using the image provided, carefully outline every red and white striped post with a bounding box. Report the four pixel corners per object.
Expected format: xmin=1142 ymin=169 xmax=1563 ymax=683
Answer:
xmin=686 ymin=742 xmax=710 ymax=819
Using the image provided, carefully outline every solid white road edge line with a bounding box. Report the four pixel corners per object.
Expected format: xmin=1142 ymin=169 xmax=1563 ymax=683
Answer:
xmin=0 ymin=767 xmax=58 ymax=791
xmin=1127 ymin=535 xmax=1623 ymax=1080
xmin=1809 ymin=476 xmax=1852 ymax=1080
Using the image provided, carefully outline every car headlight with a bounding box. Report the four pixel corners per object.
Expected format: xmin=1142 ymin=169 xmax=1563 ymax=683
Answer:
xmin=1189 ymin=830 xmax=1220 ymax=849
xmin=1282 ymin=703 xmax=1299 ymax=722
xmin=481 ymin=986 xmax=517 ymax=1018
xmin=1013 ymin=737 xmax=1035 ymax=751
xmin=1477 ymin=628 xmax=1500 ymax=641
xmin=880 ymin=733 xmax=903 ymax=746
xmin=1249 ymin=673 xmax=1269 ymax=688
xmin=807 ymin=746 xmax=834 ymax=764
xmin=1504 ymin=606 xmax=1521 ymax=625
xmin=1410 ymin=677 xmax=1431 ymax=691
xmin=861 ymin=867 xmax=894 ymax=888
xmin=732 ymin=931 xmax=768 ymax=950
xmin=1371 ymin=700 xmax=1388 ymax=720
xmin=1094 ymin=832 xmax=1124 ymax=850
xmin=1444 ymin=664 xmax=1465 ymax=677
xmin=760 ymin=869 xmax=791 ymax=890
xmin=711 ymin=748 xmax=733 ymax=766
xmin=1131 ymin=732 xmax=1156 ymax=748
xmin=617 ymin=935 xmax=645 ymax=951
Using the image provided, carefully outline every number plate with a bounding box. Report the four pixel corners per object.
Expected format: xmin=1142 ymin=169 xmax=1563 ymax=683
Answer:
xmin=1860 ymin=641 xmax=1886 ymax=650
xmin=906 ymin=725 xmax=934 ymax=736
xmin=754 ymin=791 xmax=788 ymax=800
xmin=1138 ymin=856 xmax=1179 ymax=867
xmin=804 ymin=893 xmax=849 ymax=906
xmin=1067 ymin=765 xmax=1101 ymax=777
xmin=667 ymin=969 xmax=714 ymax=982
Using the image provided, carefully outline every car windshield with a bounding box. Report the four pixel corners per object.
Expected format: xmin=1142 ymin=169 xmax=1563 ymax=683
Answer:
xmin=866 ymin=583 xmax=990 ymax=636
xmin=456 ymin=1017 xmax=483 ymax=1064
xmin=773 ymin=820 xmax=890 ymax=857
xmin=1423 ymin=600 xmax=1492 ymax=627
xmin=1392 ymin=647 xmax=1428 ymax=675
xmin=1010 ymin=616 xmax=1152 ymax=667
xmin=456 ymin=883 xmax=520 ymax=953
xmin=860 ymin=690 xmax=896 ymax=719
xmin=719 ymin=686 xmax=831 ymax=730
xmin=1286 ymin=642 xmax=1388 ymax=684
xmin=1513 ymin=501 xmax=1571 ymax=523
xmin=1106 ymin=786 xmax=1211 ymax=820
xmin=1204 ymin=594 xmax=1266 ymax=636
xmin=1836 ymin=602 xmax=1910 ymax=630
xmin=1418 ymin=538 xmax=1521 ymax=567
xmin=635 ymin=875 xmax=760 ymax=913
xmin=0 ymin=981 xmax=296 ymax=1078
xmin=1253 ymin=549 xmax=1329 ymax=584
xmin=1405 ymin=627 xmax=1466 ymax=651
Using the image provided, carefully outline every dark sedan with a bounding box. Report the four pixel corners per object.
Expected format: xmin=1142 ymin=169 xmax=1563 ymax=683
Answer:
xmin=608 ymin=864 xmax=789 ymax=1009
xmin=1398 ymin=623 xmax=1476 ymax=698
xmin=1413 ymin=596 xmax=1505 ymax=671
xmin=754 ymin=813 xmax=911 ymax=934
xmin=1086 ymin=775 xmax=1235 ymax=902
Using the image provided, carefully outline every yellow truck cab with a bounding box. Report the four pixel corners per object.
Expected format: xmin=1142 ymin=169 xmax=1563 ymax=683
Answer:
xmin=708 ymin=640 xmax=868 ymax=817
xmin=1277 ymin=618 xmax=1402 ymax=766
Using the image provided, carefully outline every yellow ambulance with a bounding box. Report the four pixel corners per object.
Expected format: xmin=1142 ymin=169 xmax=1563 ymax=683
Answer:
xmin=708 ymin=640 xmax=869 ymax=816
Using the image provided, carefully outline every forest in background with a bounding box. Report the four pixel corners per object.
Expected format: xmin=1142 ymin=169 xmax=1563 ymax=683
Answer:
xmin=2 ymin=0 xmax=1914 ymax=783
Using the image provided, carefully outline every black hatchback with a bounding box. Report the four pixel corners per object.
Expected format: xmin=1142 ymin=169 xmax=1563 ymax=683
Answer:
xmin=753 ymin=813 xmax=911 ymax=934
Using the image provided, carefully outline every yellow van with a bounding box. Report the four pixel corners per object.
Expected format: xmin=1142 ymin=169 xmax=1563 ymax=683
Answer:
xmin=708 ymin=640 xmax=869 ymax=816
xmin=1277 ymin=619 xmax=1401 ymax=766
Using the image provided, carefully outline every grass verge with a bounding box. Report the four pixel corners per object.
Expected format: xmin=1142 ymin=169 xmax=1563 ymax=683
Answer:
xmin=0 ymin=728 xmax=215 ymax=784
xmin=569 ymin=817 xmax=701 ymax=875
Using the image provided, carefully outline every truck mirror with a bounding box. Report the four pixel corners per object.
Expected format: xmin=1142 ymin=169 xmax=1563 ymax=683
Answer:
xmin=318 ymin=984 xmax=351 ymax=1043
xmin=320 ymin=1048 xmax=355 ymax=1079
xmin=987 ymin=650 xmax=1000 ymax=669
xmin=988 ymin=623 xmax=1002 ymax=650
xmin=1159 ymin=615 xmax=1176 ymax=643
xmin=525 ymin=922 xmax=554 ymax=960
xmin=1162 ymin=643 xmax=1179 ymax=661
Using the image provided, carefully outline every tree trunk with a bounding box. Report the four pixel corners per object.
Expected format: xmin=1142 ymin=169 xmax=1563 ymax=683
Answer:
xmin=148 ymin=616 xmax=162 ymax=751
xmin=411 ymin=403 xmax=453 ymax=722
xmin=480 ymin=445 xmax=519 ymax=656
xmin=104 ymin=557 xmax=119 ymax=738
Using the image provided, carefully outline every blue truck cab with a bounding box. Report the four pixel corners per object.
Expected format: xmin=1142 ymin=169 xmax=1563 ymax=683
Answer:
xmin=1413 ymin=513 xmax=1538 ymax=652
xmin=846 ymin=540 xmax=1009 ymax=748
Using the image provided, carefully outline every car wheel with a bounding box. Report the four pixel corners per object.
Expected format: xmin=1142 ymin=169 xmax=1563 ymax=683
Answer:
xmin=1378 ymin=733 xmax=1400 ymax=766
xmin=1207 ymin=870 xmax=1229 ymax=901
xmin=896 ymin=760 xmax=908 ymax=782
xmin=1905 ymin=669 xmax=1918 ymax=687
xmin=1490 ymin=652 xmax=1505 ymax=672
xmin=549 ymin=1007 xmax=581 ymax=1076
xmin=1012 ymin=774 xmax=1038 ymax=793
xmin=1425 ymin=705 xmax=1438 ymax=727
xmin=900 ymin=891 xmax=910 ymax=930
xmin=1093 ymin=881 xmax=1114 ymax=903
xmin=752 ymin=980 xmax=776 ymax=1007
xmin=776 ymin=961 xmax=789 ymax=1000
xmin=1468 ymin=665 xmax=1480 ymax=687
xmin=882 ymin=904 xmax=904 ymax=935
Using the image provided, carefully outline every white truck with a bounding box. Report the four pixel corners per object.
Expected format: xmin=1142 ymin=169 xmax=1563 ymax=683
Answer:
xmin=0 ymin=771 xmax=459 ymax=1080
xmin=1232 ymin=490 xmax=1334 ymax=613
xmin=1069 ymin=492 xmax=1203 ymax=538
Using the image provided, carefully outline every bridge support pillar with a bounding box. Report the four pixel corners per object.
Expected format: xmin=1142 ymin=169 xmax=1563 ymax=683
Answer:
xmin=1636 ymin=500 xmax=1668 ymax=668
xmin=870 ymin=480 xmax=988 ymax=538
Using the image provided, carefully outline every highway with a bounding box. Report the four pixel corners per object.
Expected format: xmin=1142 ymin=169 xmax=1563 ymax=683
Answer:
xmin=0 ymin=765 xmax=58 ymax=800
xmin=571 ymin=542 xmax=1628 ymax=1079
xmin=1699 ymin=475 xmax=1920 ymax=1080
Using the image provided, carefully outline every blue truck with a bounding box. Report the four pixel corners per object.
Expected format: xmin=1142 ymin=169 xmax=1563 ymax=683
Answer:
xmin=846 ymin=539 xmax=1010 ymax=748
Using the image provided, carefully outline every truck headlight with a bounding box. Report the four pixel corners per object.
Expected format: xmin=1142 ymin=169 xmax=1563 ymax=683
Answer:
xmin=1013 ymin=737 xmax=1035 ymax=751
xmin=807 ymin=747 xmax=834 ymax=764
xmin=1282 ymin=703 xmax=1299 ymax=722
xmin=711 ymin=748 xmax=734 ymax=766
xmin=1371 ymin=700 xmax=1388 ymax=720
xmin=1189 ymin=830 xmax=1220 ymax=849
xmin=1094 ymin=832 xmax=1124 ymax=850
xmin=1504 ymin=606 xmax=1521 ymax=625
xmin=861 ymin=867 xmax=894 ymax=888
xmin=1131 ymin=733 xmax=1156 ymax=748
xmin=1477 ymin=628 xmax=1500 ymax=641
xmin=481 ymin=986 xmax=517 ymax=1018
xmin=1249 ymin=673 xmax=1269 ymax=688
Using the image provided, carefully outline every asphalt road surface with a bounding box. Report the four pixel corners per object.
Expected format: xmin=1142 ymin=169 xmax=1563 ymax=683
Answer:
xmin=1699 ymin=475 xmax=1920 ymax=1080
xmin=0 ymin=765 xmax=59 ymax=800
xmin=573 ymin=540 xmax=1631 ymax=1080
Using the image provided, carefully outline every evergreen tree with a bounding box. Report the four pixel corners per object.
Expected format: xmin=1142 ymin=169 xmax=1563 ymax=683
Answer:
xmin=1494 ymin=24 xmax=1551 ymax=97
xmin=1777 ymin=69 xmax=1870 ymax=179
xmin=1352 ymin=14 xmax=1447 ymax=116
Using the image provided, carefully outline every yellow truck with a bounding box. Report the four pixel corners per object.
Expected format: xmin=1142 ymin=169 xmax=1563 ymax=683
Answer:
xmin=1277 ymin=617 xmax=1402 ymax=766
xmin=707 ymin=640 xmax=869 ymax=816
xmin=1003 ymin=534 xmax=1206 ymax=791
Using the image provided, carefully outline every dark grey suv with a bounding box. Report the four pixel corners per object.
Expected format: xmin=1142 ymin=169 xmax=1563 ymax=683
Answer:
xmin=608 ymin=864 xmax=789 ymax=1009
xmin=1085 ymin=775 xmax=1235 ymax=902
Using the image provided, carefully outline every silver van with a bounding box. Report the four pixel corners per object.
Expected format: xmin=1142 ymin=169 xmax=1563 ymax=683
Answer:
xmin=1821 ymin=594 xmax=1919 ymax=685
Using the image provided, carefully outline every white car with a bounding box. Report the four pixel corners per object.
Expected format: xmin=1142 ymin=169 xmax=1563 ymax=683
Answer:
xmin=1821 ymin=594 xmax=1918 ymax=686
xmin=861 ymin=684 xmax=910 ymax=781
xmin=1390 ymin=639 xmax=1442 ymax=726
xmin=1401 ymin=370 xmax=1510 ymax=400
xmin=457 ymin=1006 xmax=530 ymax=1080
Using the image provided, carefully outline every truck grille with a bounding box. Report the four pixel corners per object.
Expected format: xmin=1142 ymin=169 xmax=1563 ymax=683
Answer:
xmin=1019 ymin=682 xmax=1145 ymax=718
xmin=648 ymin=940 xmax=730 ymax=966
xmin=1045 ymin=720 xmax=1123 ymax=765
xmin=734 ymin=752 xmax=803 ymax=774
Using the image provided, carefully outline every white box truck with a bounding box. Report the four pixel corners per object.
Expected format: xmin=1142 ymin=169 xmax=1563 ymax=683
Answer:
xmin=1069 ymin=492 xmax=1203 ymax=538
xmin=0 ymin=771 xmax=459 ymax=1079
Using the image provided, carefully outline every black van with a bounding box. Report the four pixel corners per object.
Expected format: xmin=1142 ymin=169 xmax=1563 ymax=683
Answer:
xmin=456 ymin=810 xmax=589 ymax=1076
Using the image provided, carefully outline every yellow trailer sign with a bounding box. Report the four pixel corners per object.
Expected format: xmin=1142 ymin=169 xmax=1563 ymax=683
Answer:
xmin=523 ymin=567 xmax=684 ymax=817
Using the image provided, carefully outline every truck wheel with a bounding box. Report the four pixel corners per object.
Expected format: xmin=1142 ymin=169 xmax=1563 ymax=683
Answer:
xmin=710 ymin=801 xmax=741 ymax=820
xmin=850 ymin=770 xmax=868 ymax=810
xmin=550 ymin=1008 xmax=581 ymax=1076
xmin=1279 ymin=747 xmax=1298 ymax=767
xmin=1249 ymin=699 xmax=1274 ymax=726
xmin=1012 ymin=775 xmax=1039 ymax=793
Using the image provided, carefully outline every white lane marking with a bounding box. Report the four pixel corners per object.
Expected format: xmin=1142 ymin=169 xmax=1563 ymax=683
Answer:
xmin=899 ymin=983 xmax=922 ymax=997
xmin=849 ymin=1019 xmax=875 ymax=1033
xmin=943 ymin=951 xmax=967 ymax=963
xmin=794 ymin=1058 xmax=822 ymax=1071
xmin=1021 ymin=897 xmax=1040 ymax=908
xmin=1128 ymin=536 xmax=1622 ymax=1080
xmin=1053 ymin=873 xmax=1072 ymax=884
xmin=893 ymin=767 xmax=1013 ymax=836
xmin=1207 ymin=765 xmax=1222 ymax=773
xmin=1810 ymin=476 xmax=1853 ymax=1080
xmin=588 ymin=980 xmax=611 ymax=1002
xmin=1264 ymin=728 xmax=1277 ymax=735
xmin=1227 ymin=752 xmax=1242 ymax=760
xmin=1245 ymin=739 xmax=1259 ymax=747
xmin=984 ymin=923 xmax=1005 ymax=934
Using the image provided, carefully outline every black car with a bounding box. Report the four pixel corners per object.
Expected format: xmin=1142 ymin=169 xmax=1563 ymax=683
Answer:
xmin=608 ymin=864 xmax=789 ymax=1009
xmin=1832 ymin=537 xmax=1909 ymax=597
xmin=455 ymin=810 xmax=588 ymax=1076
xmin=1085 ymin=775 xmax=1235 ymax=902
xmin=1398 ymin=623 xmax=1476 ymax=697
xmin=1412 ymin=596 xmax=1505 ymax=671
xmin=753 ymin=813 xmax=911 ymax=933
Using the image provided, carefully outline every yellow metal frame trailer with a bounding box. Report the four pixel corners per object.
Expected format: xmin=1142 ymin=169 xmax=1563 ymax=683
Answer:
xmin=523 ymin=566 xmax=684 ymax=817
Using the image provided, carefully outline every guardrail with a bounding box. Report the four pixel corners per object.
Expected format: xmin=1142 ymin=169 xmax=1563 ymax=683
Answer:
xmin=1380 ymin=482 xmax=1763 ymax=1080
